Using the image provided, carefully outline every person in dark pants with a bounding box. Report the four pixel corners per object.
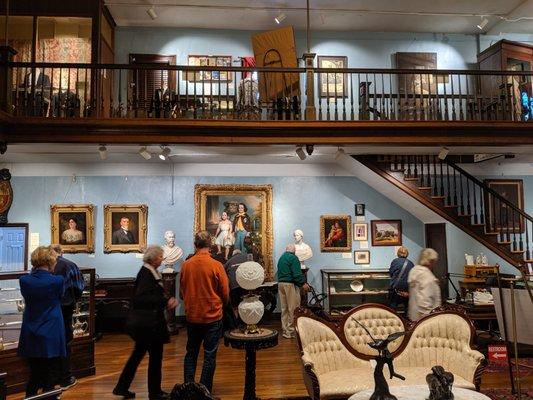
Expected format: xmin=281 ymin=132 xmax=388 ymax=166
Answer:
xmin=114 ymin=246 xmax=178 ymax=400
xmin=51 ymin=244 xmax=84 ymax=390
xmin=180 ymin=231 xmax=230 ymax=394
xmin=18 ymin=246 xmax=65 ymax=399
xmin=388 ymin=246 xmax=415 ymax=311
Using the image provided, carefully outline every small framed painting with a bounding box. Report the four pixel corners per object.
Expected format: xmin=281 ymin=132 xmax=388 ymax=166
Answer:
xmin=320 ymin=215 xmax=351 ymax=252
xmin=355 ymin=203 xmax=365 ymax=216
xmin=317 ymin=56 xmax=348 ymax=98
xmin=104 ymin=204 xmax=148 ymax=253
xmin=353 ymin=223 xmax=368 ymax=241
xmin=51 ymin=204 xmax=95 ymax=253
xmin=354 ymin=250 xmax=370 ymax=264
xmin=371 ymin=220 xmax=402 ymax=247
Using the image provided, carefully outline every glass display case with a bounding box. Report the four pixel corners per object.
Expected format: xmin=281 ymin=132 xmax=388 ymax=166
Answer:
xmin=0 ymin=267 xmax=95 ymax=394
xmin=321 ymin=269 xmax=390 ymax=312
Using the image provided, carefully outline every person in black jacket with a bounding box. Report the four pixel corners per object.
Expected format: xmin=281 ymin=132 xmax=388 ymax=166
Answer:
xmin=113 ymin=246 xmax=178 ymax=400
xmin=51 ymin=244 xmax=85 ymax=390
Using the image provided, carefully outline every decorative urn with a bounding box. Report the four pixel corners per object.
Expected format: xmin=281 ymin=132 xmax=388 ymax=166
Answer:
xmin=235 ymin=261 xmax=265 ymax=333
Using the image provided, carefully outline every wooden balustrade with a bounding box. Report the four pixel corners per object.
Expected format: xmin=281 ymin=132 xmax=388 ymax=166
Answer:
xmin=4 ymin=61 xmax=532 ymax=122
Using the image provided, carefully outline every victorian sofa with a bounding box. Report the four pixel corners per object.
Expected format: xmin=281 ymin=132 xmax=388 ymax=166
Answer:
xmin=295 ymin=303 xmax=486 ymax=400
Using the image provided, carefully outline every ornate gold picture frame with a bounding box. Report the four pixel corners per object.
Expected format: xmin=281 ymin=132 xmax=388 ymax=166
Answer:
xmin=320 ymin=215 xmax=352 ymax=252
xmin=104 ymin=204 xmax=148 ymax=253
xmin=51 ymin=204 xmax=95 ymax=253
xmin=194 ymin=184 xmax=273 ymax=280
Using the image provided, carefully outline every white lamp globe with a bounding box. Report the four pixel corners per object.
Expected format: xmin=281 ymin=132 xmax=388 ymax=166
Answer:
xmin=236 ymin=261 xmax=265 ymax=290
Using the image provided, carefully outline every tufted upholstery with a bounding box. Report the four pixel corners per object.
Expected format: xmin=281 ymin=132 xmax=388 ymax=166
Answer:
xmin=295 ymin=305 xmax=486 ymax=400
xmin=394 ymin=313 xmax=484 ymax=386
xmin=343 ymin=307 xmax=405 ymax=356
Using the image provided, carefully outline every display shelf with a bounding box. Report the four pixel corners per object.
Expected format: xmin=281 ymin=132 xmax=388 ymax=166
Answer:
xmin=321 ymin=269 xmax=391 ymax=311
xmin=0 ymin=268 xmax=96 ymax=394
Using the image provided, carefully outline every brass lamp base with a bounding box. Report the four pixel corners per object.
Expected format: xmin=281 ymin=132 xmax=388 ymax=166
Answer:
xmin=242 ymin=324 xmax=261 ymax=334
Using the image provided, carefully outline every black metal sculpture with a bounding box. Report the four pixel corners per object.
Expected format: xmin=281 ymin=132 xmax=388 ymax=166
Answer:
xmin=426 ymin=366 xmax=454 ymax=400
xmin=353 ymin=320 xmax=406 ymax=400
xmin=170 ymin=382 xmax=216 ymax=400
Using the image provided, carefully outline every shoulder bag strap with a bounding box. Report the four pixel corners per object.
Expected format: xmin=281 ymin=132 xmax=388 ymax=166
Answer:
xmin=392 ymin=259 xmax=409 ymax=290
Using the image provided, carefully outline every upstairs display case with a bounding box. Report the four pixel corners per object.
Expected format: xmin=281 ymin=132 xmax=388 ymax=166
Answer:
xmin=0 ymin=267 xmax=96 ymax=394
xmin=321 ymin=269 xmax=390 ymax=312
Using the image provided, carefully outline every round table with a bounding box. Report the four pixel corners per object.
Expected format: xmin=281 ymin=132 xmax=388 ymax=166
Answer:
xmin=224 ymin=328 xmax=278 ymax=400
xmin=348 ymin=385 xmax=491 ymax=400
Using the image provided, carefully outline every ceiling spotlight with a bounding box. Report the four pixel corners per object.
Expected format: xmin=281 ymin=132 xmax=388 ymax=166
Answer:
xmin=295 ymin=146 xmax=306 ymax=161
xmin=306 ymin=144 xmax=314 ymax=156
xmin=477 ymin=18 xmax=489 ymax=30
xmin=159 ymin=147 xmax=171 ymax=160
xmin=139 ymin=147 xmax=152 ymax=160
xmin=147 ymin=6 xmax=158 ymax=20
xmin=275 ymin=13 xmax=286 ymax=24
xmin=438 ymin=147 xmax=450 ymax=160
xmin=98 ymin=145 xmax=107 ymax=160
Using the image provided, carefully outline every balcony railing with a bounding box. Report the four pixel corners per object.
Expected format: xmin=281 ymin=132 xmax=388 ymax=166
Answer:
xmin=7 ymin=62 xmax=533 ymax=122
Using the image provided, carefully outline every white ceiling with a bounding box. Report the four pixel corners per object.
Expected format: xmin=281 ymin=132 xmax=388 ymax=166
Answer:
xmin=3 ymin=144 xmax=533 ymax=164
xmin=104 ymin=0 xmax=533 ymax=34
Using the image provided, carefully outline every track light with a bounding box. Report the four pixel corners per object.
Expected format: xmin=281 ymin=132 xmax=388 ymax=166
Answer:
xmin=139 ymin=147 xmax=152 ymax=160
xmin=275 ymin=13 xmax=286 ymax=24
xmin=477 ymin=18 xmax=489 ymax=30
xmin=295 ymin=146 xmax=306 ymax=161
xmin=438 ymin=147 xmax=450 ymax=160
xmin=306 ymin=144 xmax=314 ymax=156
xmin=99 ymin=145 xmax=107 ymax=160
xmin=147 ymin=6 xmax=158 ymax=20
xmin=159 ymin=147 xmax=171 ymax=161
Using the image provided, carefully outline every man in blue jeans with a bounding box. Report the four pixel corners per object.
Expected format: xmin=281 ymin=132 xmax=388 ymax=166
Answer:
xmin=180 ymin=231 xmax=230 ymax=394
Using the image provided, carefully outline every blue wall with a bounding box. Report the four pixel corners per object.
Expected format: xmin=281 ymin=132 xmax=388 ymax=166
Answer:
xmin=10 ymin=175 xmax=424 ymax=293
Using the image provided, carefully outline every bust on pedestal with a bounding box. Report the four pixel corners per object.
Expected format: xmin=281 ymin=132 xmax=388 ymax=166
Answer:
xmin=162 ymin=230 xmax=183 ymax=273
xmin=161 ymin=230 xmax=183 ymax=334
xmin=293 ymin=229 xmax=313 ymax=269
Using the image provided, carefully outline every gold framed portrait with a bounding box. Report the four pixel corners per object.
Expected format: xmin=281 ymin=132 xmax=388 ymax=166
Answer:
xmin=194 ymin=184 xmax=273 ymax=280
xmin=104 ymin=204 xmax=148 ymax=253
xmin=51 ymin=204 xmax=95 ymax=253
xmin=320 ymin=215 xmax=352 ymax=252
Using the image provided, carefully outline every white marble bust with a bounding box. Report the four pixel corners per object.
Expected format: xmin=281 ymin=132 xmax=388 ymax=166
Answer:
xmin=293 ymin=229 xmax=313 ymax=269
xmin=162 ymin=230 xmax=183 ymax=273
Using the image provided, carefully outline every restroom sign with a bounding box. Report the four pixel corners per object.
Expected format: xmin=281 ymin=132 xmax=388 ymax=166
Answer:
xmin=488 ymin=344 xmax=508 ymax=364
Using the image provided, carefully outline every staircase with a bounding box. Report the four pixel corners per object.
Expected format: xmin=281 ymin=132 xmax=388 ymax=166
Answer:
xmin=356 ymin=154 xmax=533 ymax=277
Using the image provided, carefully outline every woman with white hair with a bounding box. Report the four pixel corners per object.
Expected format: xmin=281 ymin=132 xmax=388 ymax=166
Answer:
xmin=407 ymin=248 xmax=441 ymax=321
xmin=114 ymin=245 xmax=178 ymax=400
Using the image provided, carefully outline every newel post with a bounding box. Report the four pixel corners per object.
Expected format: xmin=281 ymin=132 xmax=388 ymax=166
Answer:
xmin=303 ymin=52 xmax=316 ymax=121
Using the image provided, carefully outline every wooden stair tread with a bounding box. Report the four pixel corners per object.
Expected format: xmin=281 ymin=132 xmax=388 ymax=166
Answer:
xmin=458 ymin=214 xmax=472 ymax=218
xmin=484 ymin=232 xmax=500 ymax=236
xmin=523 ymin=260 xmax=533 ymax=263
xmin=404 ymin=177 xmax=420 ymax=181
xmin=472 ymin=223 xmax=485 ymax=226
xmin=418 ymin=187 xmax=432 ymax=190
xmin=511 ymin=250 xmax=525 ymax=254
xmin=444 ymin=204 xmax=458 ymax=208
xmin=431 ymin=196 xmax=445 ymax=199
xmin=498 ymin=241 xmax=512 ymax=245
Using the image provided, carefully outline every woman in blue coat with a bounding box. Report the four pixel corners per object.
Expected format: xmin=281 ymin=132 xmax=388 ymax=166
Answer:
xmin=18 ymin=245 xmax=65 ymax=398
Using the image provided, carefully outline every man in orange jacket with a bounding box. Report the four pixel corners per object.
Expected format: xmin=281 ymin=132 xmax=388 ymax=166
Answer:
xmin=180 ymin=230 xmax=230 ymax=393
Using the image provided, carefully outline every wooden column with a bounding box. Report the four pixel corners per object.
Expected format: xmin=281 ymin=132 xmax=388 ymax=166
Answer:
xmin=303 ymin=52 xmax=316 ymax=121
xmin=0 ymin=46 xmax=16 ymax=114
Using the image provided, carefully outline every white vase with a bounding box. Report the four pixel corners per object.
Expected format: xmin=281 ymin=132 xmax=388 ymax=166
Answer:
xmin=238 ymin=295 xmax=264 ymax=331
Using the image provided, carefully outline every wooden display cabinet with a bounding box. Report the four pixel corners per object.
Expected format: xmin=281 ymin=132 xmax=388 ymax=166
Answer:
xmin=321 ymin=269 xmax=390 ymax=312
xmin=0 ymin=268 xmax=95 ymax=394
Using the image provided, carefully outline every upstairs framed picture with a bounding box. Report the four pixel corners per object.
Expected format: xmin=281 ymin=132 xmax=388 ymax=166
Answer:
xmin=186 ymin=55 xmax=233 ymax=82
xmin=371 ymin=220 xmax=402 ymax=246
xmin=317 ymin=56 xmax=348 ymax=98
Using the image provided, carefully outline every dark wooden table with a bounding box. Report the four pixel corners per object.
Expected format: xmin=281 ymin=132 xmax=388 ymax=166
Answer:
xmin=224 ymin=328 xmax=278 ymax=400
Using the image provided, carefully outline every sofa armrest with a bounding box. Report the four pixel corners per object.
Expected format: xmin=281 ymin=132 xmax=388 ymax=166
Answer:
xmin=301 ymin=353 xmax=320 ymax=400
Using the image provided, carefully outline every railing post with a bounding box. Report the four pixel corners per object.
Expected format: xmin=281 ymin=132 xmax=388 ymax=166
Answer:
xmin=303 ymin=52 xmax=316 ymax=120
xmin=0 ymin=46 xmax=16 ymax=114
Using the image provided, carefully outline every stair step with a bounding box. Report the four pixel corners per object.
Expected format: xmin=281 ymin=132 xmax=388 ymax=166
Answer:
xmin=404 ymin=177 xmax=420 ymax=181
xmin=444 ymin=204 xmax=458 ymax=209
xmin=472 ymin=223 xmax=485 ymax=227
xmin=458 ymin=214 xmax=472 ymax=218
xmin=431 ymin=196 xmax=445 ymax=200
xmin=511 ymin=250 xmax=525 ymax=254
xmin=524 ymin=260 xmax=533 ymax=263
xmin=485 ymin=232 xmax=499 ymax=236
xmin=418 ymin=187 xmax=432 ymax=191
xmin=498 ymin=241 xmax=512 ymax=245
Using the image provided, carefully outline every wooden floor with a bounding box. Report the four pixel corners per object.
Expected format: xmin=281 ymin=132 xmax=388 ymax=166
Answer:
xmin=7 ymin=321 xmax=531 ymax=399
